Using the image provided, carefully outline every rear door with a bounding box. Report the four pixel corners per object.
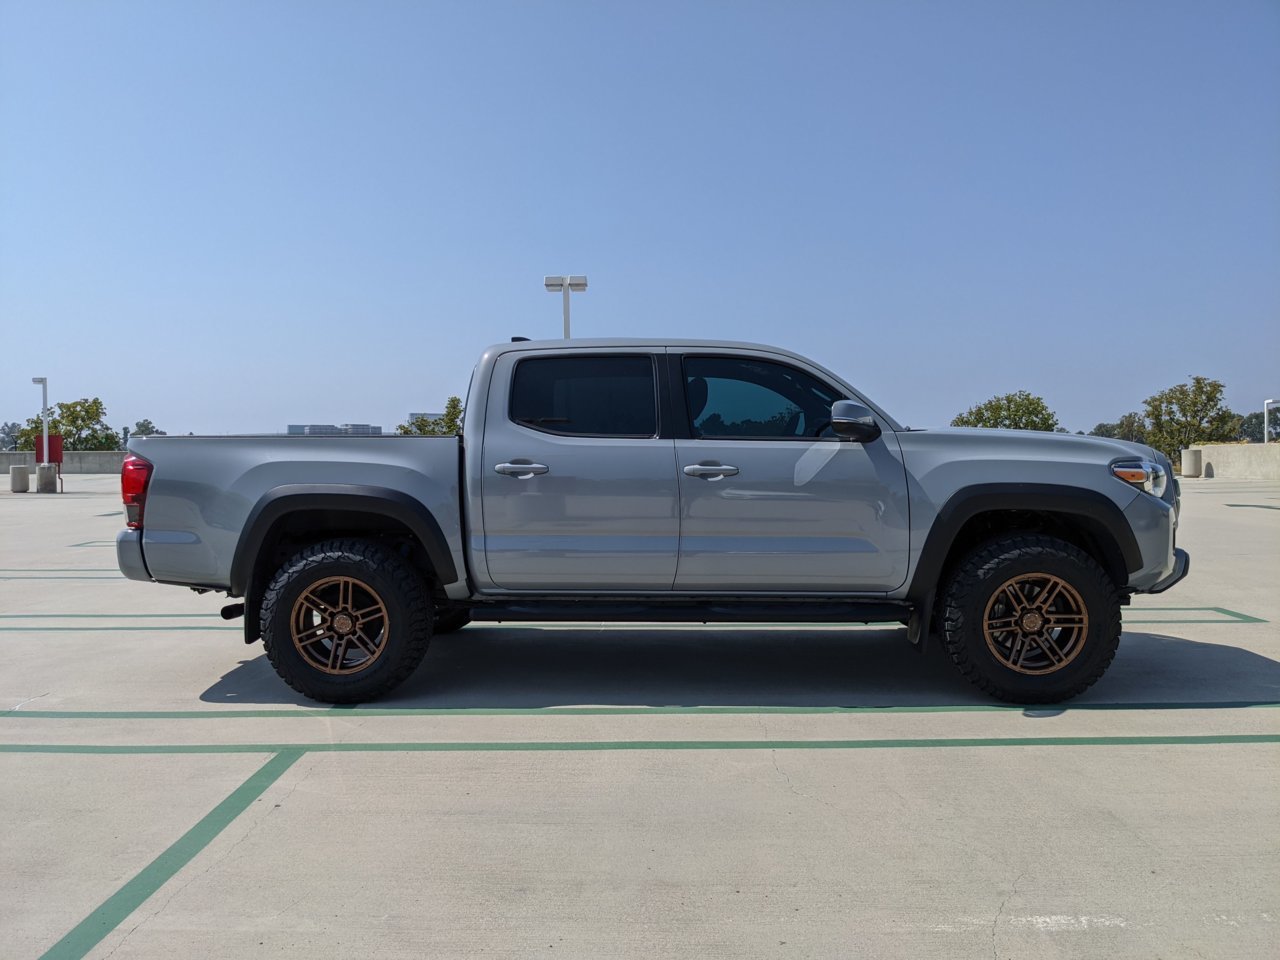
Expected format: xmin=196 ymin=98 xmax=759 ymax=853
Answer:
xmin=671 ymin=352 xmax=910 ymax=592
xmin=479 ymin=349 xmax=679 ymax=590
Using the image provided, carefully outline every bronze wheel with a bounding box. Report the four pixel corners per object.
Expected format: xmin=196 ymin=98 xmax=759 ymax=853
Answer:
xmin=940 ymin=534 xmax=1122 ymax=704
xmin=262 ymin=539 xmax=433 ymax=703
xmin=289 ymin=575 xmax=390 ymax=676
xmin=982 ymin=573 xmax=1089 ymax=675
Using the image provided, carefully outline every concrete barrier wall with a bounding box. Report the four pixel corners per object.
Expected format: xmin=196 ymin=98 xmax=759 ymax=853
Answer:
xmin=0 ymin=451 xmax=127 ymax=475
xmin=1184 ymin=443 xmax=1280 ymax=480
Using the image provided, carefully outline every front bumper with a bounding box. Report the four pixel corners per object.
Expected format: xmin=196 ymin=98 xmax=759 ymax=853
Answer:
xmin=1146 ymin=547 xmax=1190 ymax=594
xmin=116 ymin=528 xmax=153 ymax=582
xmin=1122 ymin=491 xmax=1186 ymax=592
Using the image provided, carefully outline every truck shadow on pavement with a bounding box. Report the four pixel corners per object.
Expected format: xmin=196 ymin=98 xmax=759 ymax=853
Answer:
xmin=201 ymin=627 xmax=1280 ymax=711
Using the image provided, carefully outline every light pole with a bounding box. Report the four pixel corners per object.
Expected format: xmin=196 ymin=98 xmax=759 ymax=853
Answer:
xmin=1266 ymin=399 xmax=1277 ymax=444
xmin=543 ymin=275 xmax=587 ymax=338
xmin=31 ymin=377 xmax=48 ymax=465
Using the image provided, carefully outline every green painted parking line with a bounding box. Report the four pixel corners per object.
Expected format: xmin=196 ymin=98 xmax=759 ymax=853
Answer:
xmin=35 ymin=750 xmax=301 ymax=960
xmin=0 ymin=625 xmax=239 ymax=632
xmin=4 ymin=734 xmax=1279 ymax=757
xmin=1207 ymin=607 xmax=1269 ymax=624
xmin=1125 ymin=606 xmax=1268 ymax=625
xmin=0 ymin=616 xmax=220 ymax=624
xmin=0 ymin=576 xmax=124 ymax=581
xmin=1131 ymin=609 xmax=1269 ymax=624
xmin=1124 ymin=619 xmax=1235 ymax=625
xmin=4 ymin=701 xmax=1279 ymax=720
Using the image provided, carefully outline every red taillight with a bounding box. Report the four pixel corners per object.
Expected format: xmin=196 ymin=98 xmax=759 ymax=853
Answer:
xmin=121 ymin=454 xmax=153 ymax=529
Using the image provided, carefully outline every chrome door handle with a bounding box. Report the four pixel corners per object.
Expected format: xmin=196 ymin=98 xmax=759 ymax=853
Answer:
xmin=683 ymin=463 xmax=739 ymax=479
xmin=494 ymin=462 xmax=549 ymax=478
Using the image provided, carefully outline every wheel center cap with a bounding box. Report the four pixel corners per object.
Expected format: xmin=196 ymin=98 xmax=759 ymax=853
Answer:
xmin=332 ymin=613 xmax=355 ymax=635
xmin=1020 ymin=611 xmax=1044 ymax=633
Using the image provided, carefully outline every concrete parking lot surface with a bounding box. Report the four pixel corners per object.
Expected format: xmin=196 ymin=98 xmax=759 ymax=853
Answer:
xmin=2 ymin=476 xmax=1277 ymax=959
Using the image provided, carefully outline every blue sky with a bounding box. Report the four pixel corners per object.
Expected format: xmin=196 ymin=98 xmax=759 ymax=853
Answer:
xmin=1 ymin=0 xmax=1276 ymax=435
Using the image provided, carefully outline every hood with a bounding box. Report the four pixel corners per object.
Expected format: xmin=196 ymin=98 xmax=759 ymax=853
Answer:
xmin=904 ymin=426 xmax=1164 ymax=465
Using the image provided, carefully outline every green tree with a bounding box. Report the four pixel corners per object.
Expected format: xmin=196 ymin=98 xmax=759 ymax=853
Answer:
xmin=133 ymin=419 xmax=166 ymax=436
xmin=1238 ymin=410 xmax=1280 ymax=444
xmin=1142 ymin=376 xmax=1241 ymax=458
xmin=951 ymin=391 xmax=1059 ymax=432
xmin=1089 ymin=412 xmax=1147 ymax=444
xmin=1115 ymin=412 xmax=1147 ymax=443
xmin=396 ymin=396 xmax=464 ymax=436
xmin=0 ymin=421 xmax=20 ymax=451
xmin=16 ymin=397 xmax=122 ymax=451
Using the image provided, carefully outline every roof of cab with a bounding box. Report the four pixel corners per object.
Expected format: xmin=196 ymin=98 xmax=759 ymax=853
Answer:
xmin=484 ymin=337 xmax=814 ymax=360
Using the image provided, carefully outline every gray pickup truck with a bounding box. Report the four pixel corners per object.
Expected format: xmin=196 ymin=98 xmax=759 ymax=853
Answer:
xmin=117 ymin=338 xmax=1188 ymax=704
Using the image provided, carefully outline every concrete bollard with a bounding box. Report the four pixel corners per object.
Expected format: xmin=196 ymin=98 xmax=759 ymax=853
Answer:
xmin=1181 ymin=448 xmax=1202 ymax=478
xmin=9 ymin=465 xmax=29 ymax=493
xmin=35 ymin=463 xmax=58 ymax=494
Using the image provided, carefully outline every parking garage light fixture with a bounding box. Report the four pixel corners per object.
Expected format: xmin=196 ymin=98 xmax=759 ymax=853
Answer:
xmin=1266 ymin=399 xmax=1277 ymax=445
xmin=543 ymin=275 xmax=587 ymax=339
xmin=31 ymin=377 xmax=48 ymax=466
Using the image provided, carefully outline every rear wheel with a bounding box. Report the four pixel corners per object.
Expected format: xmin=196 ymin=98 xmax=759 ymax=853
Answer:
xmin=260 ymin=539 xmax=433 ymax=703
xmin=939 ymin=534 xmax=1121 ymax=703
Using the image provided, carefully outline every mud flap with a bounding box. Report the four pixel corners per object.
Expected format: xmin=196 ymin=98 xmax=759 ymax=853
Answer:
xmin=906 ymin=592 xmax=933 ymax=654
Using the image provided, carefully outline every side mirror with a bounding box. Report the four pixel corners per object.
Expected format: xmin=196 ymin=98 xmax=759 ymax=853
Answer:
xmin=831 ymin=400 xmax=882 ymax=443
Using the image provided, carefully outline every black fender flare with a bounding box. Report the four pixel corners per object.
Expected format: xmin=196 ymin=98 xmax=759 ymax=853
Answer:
xmin=229 ymin=484 xmax=459 ymax=597
xmin=905 ymin=482 xmax=1142 ymax=620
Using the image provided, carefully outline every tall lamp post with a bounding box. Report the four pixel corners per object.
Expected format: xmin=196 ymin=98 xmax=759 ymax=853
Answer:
xmin=31 ymin=377 xmax=48 ymax=465
xmin=543 ymin=275 xmax=587 ymax=338
xmin=1266 ymin=399 xmax=1277 ymax=445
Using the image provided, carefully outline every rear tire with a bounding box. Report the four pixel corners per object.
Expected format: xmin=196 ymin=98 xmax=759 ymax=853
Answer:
xmin=939 ymin=534 xmax=1121 ymax=703
xmin=260 ymin=539 xmax=433 ymax=703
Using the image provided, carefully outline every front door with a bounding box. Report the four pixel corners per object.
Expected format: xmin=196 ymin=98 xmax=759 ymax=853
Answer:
xmin=672 ymin=353 xmax=910 ymax=592
xmin=480 ymin=350 xmax=679 ymax=590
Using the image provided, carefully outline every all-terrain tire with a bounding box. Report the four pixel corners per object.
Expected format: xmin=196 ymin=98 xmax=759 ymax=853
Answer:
xmin=260 ymin=539 xmax=433 ymax=703
xmin=939 ymin=534 xmax=1122 ymax=703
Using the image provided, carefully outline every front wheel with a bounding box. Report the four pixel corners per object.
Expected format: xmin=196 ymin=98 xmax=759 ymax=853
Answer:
xmin=260 ymin=539 xmax=433 ymax=703
xmin=939 ymin=534 xmax=1121 ymax=703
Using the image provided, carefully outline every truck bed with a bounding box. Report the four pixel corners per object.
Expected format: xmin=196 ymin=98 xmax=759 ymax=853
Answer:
xmin=122 ymin=435 xmax=465 ymax=592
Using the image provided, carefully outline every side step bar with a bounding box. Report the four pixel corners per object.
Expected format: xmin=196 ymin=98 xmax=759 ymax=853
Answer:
xmin=468 ymin=598 xmax=911 ymax=625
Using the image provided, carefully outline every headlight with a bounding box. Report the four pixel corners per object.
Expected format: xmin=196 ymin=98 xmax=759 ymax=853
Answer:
xmin=1112 ymin=460 xmax=1167 ymax=498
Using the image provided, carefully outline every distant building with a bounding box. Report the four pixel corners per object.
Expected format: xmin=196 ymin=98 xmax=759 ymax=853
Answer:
xmin=408 ymin=412 xmax=444 ymax=422
xmin=286 ymin=424 xmax=383 ymax=436
xmin=337 ymin=423 xmax=382 ymax=436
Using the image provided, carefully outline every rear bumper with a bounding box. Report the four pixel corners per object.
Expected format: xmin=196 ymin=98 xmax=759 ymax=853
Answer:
xmin=116 ymin=529 xmax=152 ymax=582
xmin=1145 ymin=547 xmax=1190 ymax=594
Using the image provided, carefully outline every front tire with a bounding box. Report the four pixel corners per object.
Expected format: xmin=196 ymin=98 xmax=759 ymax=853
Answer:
xmin=260 ymin=539 xmax=433 ymax=703
xmin=939 ymin=534 xmax=1121 ymax=703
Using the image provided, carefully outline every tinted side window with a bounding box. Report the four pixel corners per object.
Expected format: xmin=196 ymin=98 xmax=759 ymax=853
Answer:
xmin=511 ymin=356 xmax=658 ymax=437
xmin=684 ymin=356 xmax=844 ymax=439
